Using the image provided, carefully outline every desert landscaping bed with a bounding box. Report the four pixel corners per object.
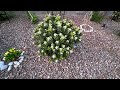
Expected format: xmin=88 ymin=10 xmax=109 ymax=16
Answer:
xmin=0 ymin=11 xmax=120 ymax=79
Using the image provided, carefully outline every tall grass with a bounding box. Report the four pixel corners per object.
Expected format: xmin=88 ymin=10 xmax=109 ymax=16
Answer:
xmin=90 ymin=11 xmax=104 ymax=23
xmin=27 ymin=11 xmax=38 ymax=24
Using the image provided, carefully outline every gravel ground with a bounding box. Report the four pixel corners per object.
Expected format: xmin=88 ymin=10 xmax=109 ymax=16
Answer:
xmin=0 ymin=11 xmax=120 ymax=79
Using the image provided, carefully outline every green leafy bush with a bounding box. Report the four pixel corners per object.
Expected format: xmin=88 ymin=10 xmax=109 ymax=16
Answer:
xmin=0 ymin=11 xmax=14 ymax=21
xmin=27 ymin=11 xmax=38 ymax=24
xmin=111 ymin=11 xmax=120 ymax=22
xmin=33 ymin=14 xmax=82 ymax=62
xmin=90 ymin=11 xmax=103 ymax=23
xmin=3 ymin=48 xmax=22 ymax=63
xmin=0 ymin=12 xmax=7 ymax=21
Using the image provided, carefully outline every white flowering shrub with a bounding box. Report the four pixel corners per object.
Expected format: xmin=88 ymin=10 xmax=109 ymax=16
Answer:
xmin=111 ymin=11 xmax=120 ymax=22
xmin=33 ymin=14 xmax=82 ymax=62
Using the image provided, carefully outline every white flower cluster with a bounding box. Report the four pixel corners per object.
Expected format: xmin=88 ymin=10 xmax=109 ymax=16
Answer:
xmin=33 ymin=14 xmax=82 ymax=62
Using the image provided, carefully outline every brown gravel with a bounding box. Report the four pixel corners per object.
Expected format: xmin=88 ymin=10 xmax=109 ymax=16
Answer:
xmin=0 ymin=11 xmax=120 ymax=79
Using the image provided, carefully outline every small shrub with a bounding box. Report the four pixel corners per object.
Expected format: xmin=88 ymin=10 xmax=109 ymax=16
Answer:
xmin=3 ymin=48 xmax=22 ymax=63
xmin=111 ymin=11 xmax=120 ymax=22
xmin=33 ymin=14 xmax=82 ymax=62
xmin=0 ymin=11 xmax=14 ymax=21
xmin=27 ymin=11 xmax=38 ymax=24
xmin=90 ymin=11 xmax=104 ymax=23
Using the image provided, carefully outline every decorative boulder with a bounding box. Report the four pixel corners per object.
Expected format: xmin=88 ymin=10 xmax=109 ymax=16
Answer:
xmin=0 ymin=65 xmax=8 ymax=71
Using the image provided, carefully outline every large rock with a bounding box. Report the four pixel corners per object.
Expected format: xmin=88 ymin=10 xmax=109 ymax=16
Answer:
xmin=8 ymin=62 xmax=13 ymax=66
xmin=0 ymin=61 xmax=4 ymax=66
xmin=0 ymin=65 xmax=8 ymax=71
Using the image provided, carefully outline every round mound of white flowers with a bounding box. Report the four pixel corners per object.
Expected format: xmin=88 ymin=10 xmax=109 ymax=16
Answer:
xmin=33 ymin=14 xmax=82 ymax=62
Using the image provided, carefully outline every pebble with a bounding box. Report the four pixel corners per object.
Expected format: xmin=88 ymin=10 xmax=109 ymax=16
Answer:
xmin=74 ymin=45 xmax=77 ymax=48
xmin=19 ymin=56 xmax=24 ymax=60
xmin=7 ymin=65 xmax=12 ymax=71
xmin=4 ymin=77 xmax=8 ymax=79
xmin=0 ymin=65 xmax=8 ymax=71
xmin=3 ymin=57 xmax=5 ymax=61
xmin=0 ymin=61 xmax=4 ymax=67
xmin=8 ymin=62 xmax=13 ymax=66
xmin=14 ymin=61 xmax=18 ymax=65
xmin=55 ymin=60 xmax=58 ymax=63
xmin=16 ymin=62 xmax=20 ymax=66
xmin=19 ymin=59 xmax=24 ymax=63
xmin=14 ymin=64 xmax=18 ymax=68
xmin=20 ymin=51 xmax=25 ymax=56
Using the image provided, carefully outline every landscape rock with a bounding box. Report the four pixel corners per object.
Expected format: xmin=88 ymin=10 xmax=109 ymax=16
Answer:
xmin=0 ymin=61 xmax=4 ymax=67
xmin=3 ymin=57 xmax=5 ymax=61
xmin=14 ymin=65 xmax=18 ymax=68
xmin=7 ymin=65 xmax=12 ymax=71
xmin=20 ymin=51 xmax=24 ymax=56
xmin=0 ymin=65 xmax=8 ymax=71
xmin=19 ymin=59 xmax=24 ymax=63
xmin=19 ymin=56 xmax=24 ymax=60
xmin=16 ymin=62 xmax=20 ymax=66
xmin=8 ymin=62 xmax=13 ymax=66
xmin=14 ymin=61 xmax=18 ymax=65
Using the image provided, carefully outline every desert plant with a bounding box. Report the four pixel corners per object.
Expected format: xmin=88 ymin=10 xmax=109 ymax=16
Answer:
xmin=27 ymin=11 xmax=38 ymax=24
xmin=33 ymin=14 xmax=82 ymax=62
xmin=90 ymin=11 xmax=104 ymax=23
xmin=3 ymin=48 xmax=22 ymax=63
xmin=111 ymin=11 xmax=120 ymax=22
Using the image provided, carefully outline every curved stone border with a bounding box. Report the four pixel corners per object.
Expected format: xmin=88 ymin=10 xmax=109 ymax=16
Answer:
xmin=0 ymin=51 xmax=25 ymax=72
xmin=80 ymin=24 xmax=93 ymax=32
